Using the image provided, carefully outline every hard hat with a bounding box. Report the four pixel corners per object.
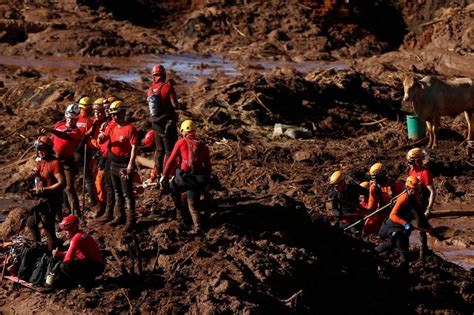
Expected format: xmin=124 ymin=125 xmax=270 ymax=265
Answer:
xmin=143 ymin=130 xmax=155 ymax=148
xmin=109 ymin=101 xmax=125 ymax=114
xmin=180 ymin=120 xmax=195 ymax=135
xmin=369 ymin=162 xmax=385 ymax=177
xmin=59 ymin=214 xmax=79 ymax=231
xmin=405 ymin=175 xmax=421 ymax=189
xmin=65 ymin=103 xmax=80 ymax=119
xmin=151 ymin=64 xmax=165 ymax=76
xmin=359 ymin=181 xmax=370 ymax=189
xmin=34 ymin=136 xmax=53 ymax=151
xmin=406 ymin=147 xmax=426 ymax=160
xmin=104 ymin=96 xmax=117 ymax=107
xmin=92 ymin=98 xmax=105 ymax=111
xmin=78 ymin=96 xmax=92 ymax=109
xmin=329 ymin=171 xmax=344 ymax=185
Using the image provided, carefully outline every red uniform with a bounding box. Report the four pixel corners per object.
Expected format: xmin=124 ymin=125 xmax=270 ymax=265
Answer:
xmin=56 ymin=231 xmax=103 ymax=264
xmin=104 ymin=123 xmax=138 ymax=158
xmin=162 ymin=133 xmax=211 ymax=177
xmin=35 ymin=159 xmax=63 ymax=188
xmin=77 ymin=116 xmax=93 ymax=135
xmin=409 ymin=167 xmax=433 ymax=188
xmin=51 ymin=121 xmax=83 ymax=160
xmin=147 ymin=82 xmax=177 ymax=115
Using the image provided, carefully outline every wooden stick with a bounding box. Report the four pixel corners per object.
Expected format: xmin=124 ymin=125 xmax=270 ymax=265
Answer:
xmin=121 ymin=288 xmax=133 ymax=315
xmin=360 ymin=118 xmax=387 ymax=126
xmin=252 ymin=92 xmax=273 ymax=114
xmin=430 ymin=210 xmax=474 ymax=218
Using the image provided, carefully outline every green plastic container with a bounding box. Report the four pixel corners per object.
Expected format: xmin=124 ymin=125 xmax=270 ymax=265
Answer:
xmin=406 ymin=115 xmax=426 ymax=140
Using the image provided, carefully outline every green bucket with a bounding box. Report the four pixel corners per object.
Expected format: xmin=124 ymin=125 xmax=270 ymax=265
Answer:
xmin=406 ymin=115 xmax=426 ymax=140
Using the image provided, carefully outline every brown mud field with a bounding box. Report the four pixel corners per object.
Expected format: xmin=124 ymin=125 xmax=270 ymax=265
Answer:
xmin=0 ymin=1 xmax=473 ymax=314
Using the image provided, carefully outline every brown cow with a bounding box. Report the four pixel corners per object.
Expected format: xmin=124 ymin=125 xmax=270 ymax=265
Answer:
xmin=403 ymin=75 xmax=474 ymax=148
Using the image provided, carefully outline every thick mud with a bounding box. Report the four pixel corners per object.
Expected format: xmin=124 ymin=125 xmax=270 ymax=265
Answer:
xmin=0 ymin=0 xmax=473 ymax=314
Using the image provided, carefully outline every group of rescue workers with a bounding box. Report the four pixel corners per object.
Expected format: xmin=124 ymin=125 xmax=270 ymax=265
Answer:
xmin=329 ymin=147 xmax=436 ymax=273
xmin=21 ymin=61 xmax=436 ymax=287
xmin=26 ymin=64 xmax=211 ymax=287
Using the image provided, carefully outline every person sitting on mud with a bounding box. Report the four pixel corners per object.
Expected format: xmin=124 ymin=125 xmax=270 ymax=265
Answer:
xmin=146 ymin=64 xmax=180 ymax=185
xmin=328 ymin=171 xmax=367 ymax=231
xmin=375 ymin=176 xmax=431 ymax=274
xmin=161 ymin=120 xmax=211 ymax=233
xmin=98 ymin=101 xmax=138 ymax=231
xmin=27 ymin=136 xmax=65 ymax=251
xmin=407 ymin=147 xmax=437 ymax=260
xmin=53 ymin=214 xmax=104 ymax=288
xmin=364 ymin=162 xmax=405 ymax=235
xmin=40 ymin=104 xmax=83 ymax=217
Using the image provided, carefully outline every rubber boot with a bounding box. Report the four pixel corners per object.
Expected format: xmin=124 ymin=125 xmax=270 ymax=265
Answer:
xmin=95 ymin=203 xmax=106 ymax=218
xmin=419 ymin=232 xmax=429 ymax=263
xmin=172 ymin=193 xmax=186 ymax=224
xmin=101 ymin=203 xmax=114 ymax=223
xmin=375 ymin=237 xmax=393 ymax=253
xmin=87 ymin=182 xmax=97 ymax=207
xmin=123 ymin=197 xmax=136 ymax=232
xmin=109 ymin=198 xmax=126 ymax=227
xmin=187 ymin=195 xmax=202 ymax=233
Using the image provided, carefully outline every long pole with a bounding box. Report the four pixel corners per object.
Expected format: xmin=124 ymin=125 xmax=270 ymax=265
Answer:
xmin=81 ymin=142 xmax=87 ymax=218
xmin=343 ymin=190 xmax=406 ymax=231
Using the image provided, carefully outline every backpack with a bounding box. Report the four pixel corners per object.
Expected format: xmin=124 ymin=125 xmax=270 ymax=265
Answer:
xmin=16 ymin=242 xmax=50 ymax=281
xmin=29 ymin=254 xmax=51 ymax=285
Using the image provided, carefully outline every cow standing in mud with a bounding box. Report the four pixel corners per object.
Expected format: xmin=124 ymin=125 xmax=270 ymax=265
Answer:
xmin=403 ymin=75 xmax=474 ymax=149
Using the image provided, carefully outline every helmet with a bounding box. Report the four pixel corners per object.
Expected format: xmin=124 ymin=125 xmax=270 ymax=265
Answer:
xmin=143 ymin=130 xmax=155 ymax=148
xmin=92 ymin=98 xmax=105 ymax=111
xmin=406 ymin=147 xmax=426 ymax=161
xmin=59 ymin=214 xmax=79 ymax=231
xmin=329 ymin=171 xmax=344 ymax=185
xmin=405 ymin=175 xmax=421 ymax=189
xmin=78 ymin=97 xmax=92 ymax=109
xmin=34 ymin=136 xmax=53 ymax=150
xmin=65 ymin=103 xmax=80 ymax=119
xmin=109 ymin=101 xmax=125 ymax=114
xmin=180 ymin=120 xmax=195 ymax=135
xmin=359 ymin=181 xmax=370 ymax=189
xmin=369 ymin=162 xmax=385 ymax=177
xmin=151 ymin=64 xmax=165 ymax=76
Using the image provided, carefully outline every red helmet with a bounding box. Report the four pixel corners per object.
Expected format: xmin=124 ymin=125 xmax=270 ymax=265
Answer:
xmin=151 ymin=64 xmax=165 ymax=76
xmin=143 ymin=130 xmax=155 ymax=148
xmin=59 ymin=214 xmax=79 ymax=231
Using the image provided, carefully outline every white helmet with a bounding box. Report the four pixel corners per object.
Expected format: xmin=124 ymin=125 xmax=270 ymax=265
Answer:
xmin=65 ymin=103 xmax=80 ymax=119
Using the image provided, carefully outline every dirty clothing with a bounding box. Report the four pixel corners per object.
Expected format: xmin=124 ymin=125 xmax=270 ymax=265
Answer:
xmin=377 ymin=191 xmax=430 ymax=270
xmin=330 ymin=183 xmax=367 ymax=229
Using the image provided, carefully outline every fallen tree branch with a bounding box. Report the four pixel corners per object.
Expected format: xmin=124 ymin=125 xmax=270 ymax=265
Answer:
xmin=252 ymin=92 xmax=273 ymax=114
xmin=430 ymin=210 xmax=474 ymax=218
xmin=121 ymin=288 xmax=133 ymax=315
xmin=360 ymin=118 xmax=387 ymax=126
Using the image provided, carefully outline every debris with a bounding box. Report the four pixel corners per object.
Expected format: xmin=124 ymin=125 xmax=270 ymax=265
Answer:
xmin=273 ymin=123 xmax=312 ymax=139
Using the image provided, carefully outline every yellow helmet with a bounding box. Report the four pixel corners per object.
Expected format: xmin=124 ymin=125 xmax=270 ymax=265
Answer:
xmin=92 ymin=98 xmax=105 ymax=111
xmin=180 ymin=120 xmax=195 ymax=135
xmin=359 ymin=181 xmax=370 ymax=189
xmin=369 ymin=162 xmax=385 ymax=177
xmin=406 ymin=147 xmax=426 ymax=160
xmin=405 ymin=175 xmax=421 ymax=189
xmin=109 ymin=101 xmax=125 ymax=114
xmin=329 ymin=171 xmax=344 ymax=185
xmin=79 ymin=96 xmax=92 ymax=109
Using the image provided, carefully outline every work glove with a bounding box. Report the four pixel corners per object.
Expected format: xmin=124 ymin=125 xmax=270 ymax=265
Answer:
xmin=403 ymin=222 xmax=413 ymax=231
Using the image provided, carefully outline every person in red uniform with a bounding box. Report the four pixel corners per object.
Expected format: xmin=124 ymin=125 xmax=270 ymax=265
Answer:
xmin=358 ymin=181 xmax=370 ymax=211
xmin=376 ymin=176 xmax=431 ymax=273
xmin=161 ymin=120 xmax=211 ymax=232
xmin=27 ymin=136 xmax=65 ymax=251
xmin=364 ymin=162 xmax=405 ymax=235
xmin=77 ymin=96 xmax=97 ymax=207
xmin=98 ymin=101 xmax=138 ymax=231
xmin=40 ymin=104 xmax=83 ymax=217
xmin=407 ymin=147 xmax=437 ymax=259
xmin=146 ymin=64 xmax=181 ymax=183
xmin=53 ymin=215 xmax=104 ymax=288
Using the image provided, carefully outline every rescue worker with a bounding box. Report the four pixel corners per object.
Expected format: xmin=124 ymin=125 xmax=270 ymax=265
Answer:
xmin=98 ymin=101 xmax=138 ymax=231
xmin=53 ymin=215 xmax=105 ymax=288
xmin=328 ymin=171 xmax=367 ymax=230
xmin=376 ymin=176 xmax=431 ymax=273
xmin=40 ymin=104 xmax=83 ymax=217
xmin=358 ymin=181 xmax=370 ymax=210
xmin=146 ymin=64 xmax=180 ymax=184
xmin=77 ymin=96 xmax=97 ymax=208
xmin=27 ymin=136 xmax=65 ymax=251
xmin=407 ymin=147 xmax=437 ymax=259
xmin=103 ymin=96 xmax=118 ymax=120
xmin=364 ymin=162 xmax=405 ymax=235
xmin=161 ymin=120 xmax=211 ymax=233
xmin=85 ymin=99 xmax=109 ymax=218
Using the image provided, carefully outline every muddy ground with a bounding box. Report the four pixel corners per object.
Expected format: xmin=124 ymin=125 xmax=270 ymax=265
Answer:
xmin=0 ymin=1 xmax=473 ymax=314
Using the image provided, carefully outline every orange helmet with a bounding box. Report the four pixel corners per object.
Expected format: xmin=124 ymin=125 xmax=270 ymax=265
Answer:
xmin=405 ymin=175 xmax=421 ymax=189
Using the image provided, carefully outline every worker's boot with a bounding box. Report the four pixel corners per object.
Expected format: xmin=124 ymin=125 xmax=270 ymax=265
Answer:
xmin=187 ymin=195 xmax=202 ymax=234
xmin=419 ymin=232 xmax=429 ymax=263
xmin=101 ymin=202 xmax=114 ymax=223
xmin=95 ymin=203 xmax=106 ymax=218
xmin=109 ymin=199 xmax=126 ymax=227
xmin=375 ymin=237 xmax=393 ymax=253
xmin=123 ymin=197 xmax=136 ymax=232
xmin=172 ymin=193 xmax=186 ymax=224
